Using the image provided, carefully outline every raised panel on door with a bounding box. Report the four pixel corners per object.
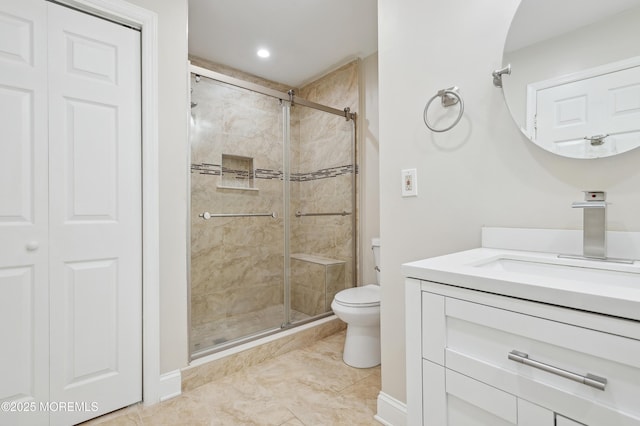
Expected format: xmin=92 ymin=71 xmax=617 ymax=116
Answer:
xmin=0 ymin=1 xmax=48 ymax=425
xmin=536 ymin=79 xmax=599 ymax=156
xmin=535 ymin=65 xmax=640 ymax=157
xmin=47 ymin=2 xmax=142 ymax=424
xmin=602 ymin=66 xmax=640 ymax=154
xmin=62 ymin=260 xmax=119 ymax=386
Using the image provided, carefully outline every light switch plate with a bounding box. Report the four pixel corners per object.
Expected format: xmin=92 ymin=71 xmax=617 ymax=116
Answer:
xmin=401 ymin=168 xmax=417 ymax=197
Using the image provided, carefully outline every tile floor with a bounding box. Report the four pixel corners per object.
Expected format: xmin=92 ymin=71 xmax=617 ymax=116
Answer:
xmin=84 ymin=330 xmax=381 ymax=425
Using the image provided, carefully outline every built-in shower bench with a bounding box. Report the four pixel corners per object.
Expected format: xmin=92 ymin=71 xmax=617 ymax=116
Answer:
xmin=290 ymin=253 xmax=346 ymax=317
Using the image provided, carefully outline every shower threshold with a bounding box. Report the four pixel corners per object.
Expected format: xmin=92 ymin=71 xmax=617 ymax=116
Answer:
xmin=190 ymin=304 xmax=333 ymax=359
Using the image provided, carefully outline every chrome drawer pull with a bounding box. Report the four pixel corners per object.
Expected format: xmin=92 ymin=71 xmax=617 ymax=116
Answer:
xmin=508 ymin=350 xmax=607 ymax=391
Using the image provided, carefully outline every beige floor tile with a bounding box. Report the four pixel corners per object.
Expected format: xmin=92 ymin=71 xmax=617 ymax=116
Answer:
xmin=86 ymin=330 xmax=380 ymax=426
xmin=340 ymin=370 xmax=382 ymax=414
xmin=279 ymin=418 xmax=305 ymax=426
xmin=79 ymin=405 xmax=142 ymax=426
xmin=138 ymin=395 xmax=214 ymax=426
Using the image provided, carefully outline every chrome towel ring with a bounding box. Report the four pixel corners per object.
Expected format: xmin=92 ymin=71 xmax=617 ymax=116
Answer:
xmin=423 ymin=87 xmax=464 ymax=132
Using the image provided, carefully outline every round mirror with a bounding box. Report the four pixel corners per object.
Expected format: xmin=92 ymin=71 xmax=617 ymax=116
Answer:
xmin=501 ymin=0 xmax=640 ymax=159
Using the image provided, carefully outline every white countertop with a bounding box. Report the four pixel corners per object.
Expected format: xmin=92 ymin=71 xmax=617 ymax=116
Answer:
xmin=403 ymin=247 xmax=640 ymax=322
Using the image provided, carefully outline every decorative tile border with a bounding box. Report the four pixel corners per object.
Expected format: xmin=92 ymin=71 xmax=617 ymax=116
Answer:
xmin=191 ymin=163 xmax=357 ymax=182
xmin=191 ymin=163 xmax=220 ymax=175
xmin=255 ymin=168 xmax=282 ymax=180
xmin=292 ymin=165 xmax=355 ymax=182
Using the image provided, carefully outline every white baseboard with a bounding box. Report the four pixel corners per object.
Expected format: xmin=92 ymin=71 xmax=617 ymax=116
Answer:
xmin=159 ymin=370 xmax=182 ymax=402
xmin=375 ymin=391 xmax=407 ymax=426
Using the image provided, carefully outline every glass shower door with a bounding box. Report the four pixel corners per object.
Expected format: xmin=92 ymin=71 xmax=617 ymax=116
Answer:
xmin=190 ymin=74 xmax=286 ymax=354
xmin=189 ymin=66 xmax=358 ymax=357
xmin=288 ymin=104 xmax=356 ymax=322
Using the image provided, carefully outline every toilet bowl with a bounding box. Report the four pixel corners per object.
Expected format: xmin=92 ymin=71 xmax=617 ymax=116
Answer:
xmin=331 ymin=284 xmax=380 ymax=368
xmin=331 ymin=238 xmax=381 ymax=368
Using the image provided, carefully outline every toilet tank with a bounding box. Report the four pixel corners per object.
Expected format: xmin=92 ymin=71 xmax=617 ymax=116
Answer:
xmin=372 ymin=238 xmax=380 ymax=284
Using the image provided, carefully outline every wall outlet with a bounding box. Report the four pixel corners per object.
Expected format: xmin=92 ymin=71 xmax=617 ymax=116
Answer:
xmin=401 ymin=168 xmax=417 ymax=197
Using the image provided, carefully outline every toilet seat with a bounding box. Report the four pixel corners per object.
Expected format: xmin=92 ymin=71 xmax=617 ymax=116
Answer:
xmin=334 ymin=284 xmax=380 ymax=308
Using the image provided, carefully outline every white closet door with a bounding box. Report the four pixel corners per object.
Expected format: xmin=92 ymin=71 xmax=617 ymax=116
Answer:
xmin=536 ymin=65 xmax=640 ymax=157
xmin=0 ymin=1 xmax=49 ymax=425
xmin=47 ymin=3 xmax=142 ymax=425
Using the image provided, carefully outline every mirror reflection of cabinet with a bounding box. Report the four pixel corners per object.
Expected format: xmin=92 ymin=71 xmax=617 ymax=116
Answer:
xmin=500 ymin=0 xmax=640 ymax=159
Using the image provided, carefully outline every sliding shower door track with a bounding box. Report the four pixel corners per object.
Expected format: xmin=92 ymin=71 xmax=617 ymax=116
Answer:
xmin=190 ymin=312 xmax=335 ymax=361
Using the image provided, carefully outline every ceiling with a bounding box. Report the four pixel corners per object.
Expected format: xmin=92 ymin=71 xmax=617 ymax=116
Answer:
xmin=188 ymin=0 xmax=378 ymax=87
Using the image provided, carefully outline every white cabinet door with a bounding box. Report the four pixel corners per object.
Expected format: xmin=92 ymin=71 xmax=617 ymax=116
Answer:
xmin=446 ymin=369 xmax=517 ymax=426
xmin=556 ymin=415 xmax=586 ymax=426
xmin=517 ymin=399 xmax=554 ymax=426
xmin=47 ymin=3 xmax=142 ymax=425
xmin=0 ymin=1 xmax=49 ymax=425
xmin=422 ymin=363 xmax=557 ymax=426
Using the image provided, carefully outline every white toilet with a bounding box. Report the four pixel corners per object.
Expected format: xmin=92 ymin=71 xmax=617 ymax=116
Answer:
xmin=331 ymin=238 xmax=381 ymax=368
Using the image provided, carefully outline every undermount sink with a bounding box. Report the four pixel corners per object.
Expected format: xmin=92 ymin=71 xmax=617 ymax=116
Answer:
xmin=472 ymin=255 xmax=640 ymax=288
xmin=401 ymin=228 xmax=640 ymax=321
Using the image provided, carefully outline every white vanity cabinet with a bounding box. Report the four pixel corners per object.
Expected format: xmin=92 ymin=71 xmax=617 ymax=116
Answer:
xmin=406 ymin=278 xmax=640 ymax=426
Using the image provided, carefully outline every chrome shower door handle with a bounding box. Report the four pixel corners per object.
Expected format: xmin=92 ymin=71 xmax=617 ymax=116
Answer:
xmin=508 ymin=350 xmax=607 ymax=391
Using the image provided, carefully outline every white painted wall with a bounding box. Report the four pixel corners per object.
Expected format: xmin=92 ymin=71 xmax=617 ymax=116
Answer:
xmin=126 ymin=0 xmax=189 ymax=374
xmin=378 ymin=0 xmax=640 ymax=404
xmin=359 ymin=52 xmax=380 ymax=285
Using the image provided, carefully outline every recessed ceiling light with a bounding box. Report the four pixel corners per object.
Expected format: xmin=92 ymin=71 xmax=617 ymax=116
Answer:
xmin=257 ymin=48 xmax=270 ymax=58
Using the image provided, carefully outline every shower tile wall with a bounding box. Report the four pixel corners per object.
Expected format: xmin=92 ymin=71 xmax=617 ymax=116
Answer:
xmin=189 ymin=57 xmax=358 ymax=350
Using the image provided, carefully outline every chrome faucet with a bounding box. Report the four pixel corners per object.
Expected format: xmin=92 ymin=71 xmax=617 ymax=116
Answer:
xmin=572 ymin=191 xmax=607 ymax=259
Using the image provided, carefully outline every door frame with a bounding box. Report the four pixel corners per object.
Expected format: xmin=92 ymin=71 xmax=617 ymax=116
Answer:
xmin=53 ymin=0 xmax=161 ymax=405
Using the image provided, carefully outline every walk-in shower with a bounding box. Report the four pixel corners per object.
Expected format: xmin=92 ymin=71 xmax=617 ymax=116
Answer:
xmin=189 ymin=64 xmax=358 ymax=358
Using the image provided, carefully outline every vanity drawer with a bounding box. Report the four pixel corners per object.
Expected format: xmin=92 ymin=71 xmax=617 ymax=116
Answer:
xmin=440 ymin=297 xmax=640 ymax=425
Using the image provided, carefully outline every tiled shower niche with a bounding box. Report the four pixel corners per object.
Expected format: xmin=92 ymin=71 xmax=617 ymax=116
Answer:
xmin=219 ymin=154 xmax=256 ymax=190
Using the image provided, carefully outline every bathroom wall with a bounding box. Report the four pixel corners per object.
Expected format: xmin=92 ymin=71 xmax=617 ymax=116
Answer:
xmin=126 ymin=0 xmax=189 ymax=374
xmin=359 ymin=53 xmax=380 ymax=286
xmin=378 ymin=0 xmax=640 ymax=408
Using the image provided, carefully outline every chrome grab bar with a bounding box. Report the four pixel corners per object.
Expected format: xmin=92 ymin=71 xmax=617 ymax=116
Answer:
xmin=508 ymin=350 xmax=607 ymax=391
xmin=199 ymin=212 xmax=277 ymax=220
xmin=295 ymin=210 xmax=351 ymax=217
